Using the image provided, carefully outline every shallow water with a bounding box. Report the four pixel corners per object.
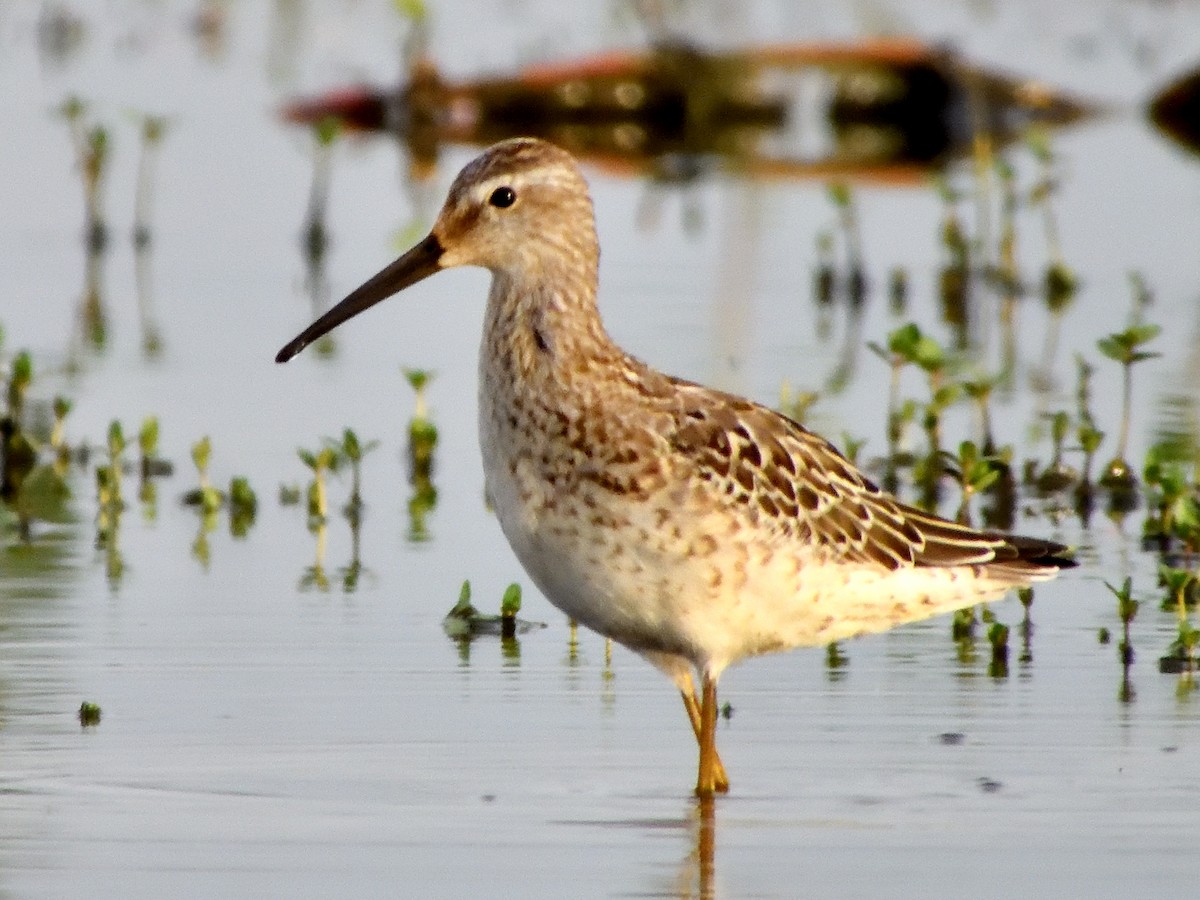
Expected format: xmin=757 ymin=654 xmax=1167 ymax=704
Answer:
xmin=3 ymin=1 xmax=1200 ymax=897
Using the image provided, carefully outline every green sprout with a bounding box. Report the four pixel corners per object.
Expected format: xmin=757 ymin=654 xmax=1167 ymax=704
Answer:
xmin=942 ymin=440 xmax=1001 ymax=524
xmin=404 ymin=368 xmax=438 ymax=482
xmin=825 ymin=641 xmax=848 ymax=672
xmin=50 ymin=396 xmax=72 ymax=452
xmin=98 ymin=420 xmax=126 ymax=508
xmin=138 ymin=415 xmax=159 ymax=471
xmin=229 ymin=476 xmax=257 ymax=538
xmin=1143 ymin=442 xmax=1200 ymax=550
xmin=952 ymin=606 xmax=977 ymax=642
xmin=404 ymin=368 xmax=434 ymax=421
xmin=1036 ymin=411 xmax=1077 ymax=494
xmin=868 ymin=322 xmax=949 ymax=455
xmin=325 ymin=427 xmax=379 ymax=515
xmin=299 ymin=446 xmax=340 ymax=522
xmin=1097 ymin=323 xmax=1161 ymax=488
xmin=987 ymin=621 xmax=1010 ymax=678
xmin=501 ymin=583 xmax=522 ymax=638
xmin=961 ymin=375 xmax=1001 ymax=454
xmin=1077 ymin=422 xmax=1104 ymax=486
xmin=184 ymin=436 xmax=224 ymax=512
xmin=6 ymin=349 xmax=32 ymax=418
xmin=1159 ymin=564 xmax=1198 ymax=617
xmin=1104 ymin=577 xmax=1138 ymax=668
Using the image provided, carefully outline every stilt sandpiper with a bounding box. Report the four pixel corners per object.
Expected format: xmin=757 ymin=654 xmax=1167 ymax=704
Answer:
xmin=277 ymin=137 xmax=1073 ymax=797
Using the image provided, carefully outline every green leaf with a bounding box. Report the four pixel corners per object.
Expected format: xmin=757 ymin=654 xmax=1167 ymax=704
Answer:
xmin=501 ymin=583 xmax=522 ymax=617
xmin=1128 ymin=323 xmax=1161 ymax=345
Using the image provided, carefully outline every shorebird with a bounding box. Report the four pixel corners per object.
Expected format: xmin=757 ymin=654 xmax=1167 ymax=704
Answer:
xmin=276 ymin=138 xmax=1073 ymax=797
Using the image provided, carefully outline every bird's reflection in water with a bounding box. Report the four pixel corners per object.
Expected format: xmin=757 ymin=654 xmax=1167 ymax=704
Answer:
xmin=694 ymin=795 xmax=716 ymax=899
xmin=658 ymin=796 xmax=717 ymax=899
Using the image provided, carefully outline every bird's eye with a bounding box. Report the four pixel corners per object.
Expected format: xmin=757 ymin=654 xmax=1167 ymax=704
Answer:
xmin=489 ymin=186 xmax=516 ymax=209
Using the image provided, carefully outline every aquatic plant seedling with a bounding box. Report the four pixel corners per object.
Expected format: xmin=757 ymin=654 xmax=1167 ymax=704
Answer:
xmin=1077 ymin=422 xmax=1104 ymax=486
xmin=138 ymin=415 xmax=158 ymax=461
xmin=870 ymin=322 xmax=950 ymax=387
xmin=942 ymin=440 xmax=1002 ymax=524
xmin=868 ymin=322 xmax=947 ymax=452
xmin=5 ymin=350 xmax=33 ymax=419
xmin=278 ymin=483 xmax=302 ymax=505
xmin=1104 ymin=577 xmax=1138 ymax=667
xmin=182 ymin=436 xmax=224 ymax=512
xmin=298 ymin=446 xmax=340 ymax=521
xmin=952 ymin=606 xmax=977 ymax=642
xmin=404 ymin=369 xmax=438 ymax=480
xmin=93 ymin=420 xmax=127 ymax=511
xmin=1159 ymin=618 xmax=1199 ymax=677
xmin=1035 ymin=411 xmax=1078 ymax=494
xmin=824 ymin=641 xmax=848 ymax=670
xmin=443 ymin=579 xmax=546 ymax=639
xmin=137 ymin=416 xmax=172 ymax=479
xmin=50 ymin=396 xmax=72 ymax=452
xmin=987 ymin=621 xmax=1010 ymax=677
xmin=229 ymin=476 xmax=257 ymax=538
xmin=1141 ymin=441 xmax=1200 ymax=551
xmin=442 ymin=579 xmax=479 ymax=638
xmin=921 ymin=382 xmax=961 ymax=464
xmin=1 ymin=421 xmax=38 ymax=519
xmin=78 ymin=701 xmax=101 ymax=727
xmin=961 ymin=376 xmax=1001 ymax=455
xmin=1097 ymin=323 xmax=1161 ymax=489
xmin=501 ymin=582 xmax=521 ymax=638
xmin=403 ymin=368 xmax=434 ymax=419
xmin=324 ymin=427 xmax=379 ymax=514
xmin=1158 ymin=564 xmax=1199 ymax=616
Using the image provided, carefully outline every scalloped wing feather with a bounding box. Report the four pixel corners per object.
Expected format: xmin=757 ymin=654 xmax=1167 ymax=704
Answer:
xmin=664 ymin=379 xmax=1071 ymax=578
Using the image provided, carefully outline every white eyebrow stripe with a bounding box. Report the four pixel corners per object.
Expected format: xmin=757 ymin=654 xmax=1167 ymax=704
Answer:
xmin=472 ymin=172 xmax=535 ymax=201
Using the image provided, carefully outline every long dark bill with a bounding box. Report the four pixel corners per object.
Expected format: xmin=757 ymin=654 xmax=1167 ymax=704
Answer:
xmin=275 ymin=233 xmax=444 ymax=363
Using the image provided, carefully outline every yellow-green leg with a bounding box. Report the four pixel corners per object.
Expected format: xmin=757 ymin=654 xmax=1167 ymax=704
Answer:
xmin=681 ymin=687 xmax=729 ymax=793
xmin=695 ymin=674 xmax=722 ymax=797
